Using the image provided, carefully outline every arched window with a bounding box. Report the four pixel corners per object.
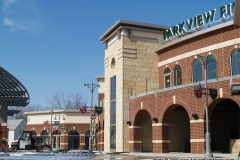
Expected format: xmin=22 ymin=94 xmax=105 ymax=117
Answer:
xmin=231 ymin=49 xmax=240 ymax=75
xmin=111 ymin=58 xmax=115 ymax=68
xmin=31 ymin=130 xmax=37 ymax=138
xmin=164 ymin=68 xmax=171 ymax=88
xmin=193 ymin=59 xmax=202 ymax=82
xmin=207 ymin=55 xmax=217 ymax=80
xmin=174 ymin=65 xmax=182 ymax=86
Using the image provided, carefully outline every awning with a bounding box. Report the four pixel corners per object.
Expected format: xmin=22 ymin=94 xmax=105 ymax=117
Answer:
xmin=0 ymin=67 xmax=30 ymax=107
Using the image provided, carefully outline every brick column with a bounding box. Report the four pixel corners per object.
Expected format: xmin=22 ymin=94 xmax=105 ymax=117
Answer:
xmin=129 ymin=126 xmax=141 ymax=152
xmin=152 ymin=123 xmax=170 ymax=153
xmin=80 ymin=134 xmax=85 ymax=150
xmin=97 ymin=130 xmax=104 ymax=151
xmin=61 ymin=133 xmax=68 ymax=150
xmin=190 ymin=119 xmax=205 ymax=154
xmin=0 ymin=105 xmax=7 ymax=122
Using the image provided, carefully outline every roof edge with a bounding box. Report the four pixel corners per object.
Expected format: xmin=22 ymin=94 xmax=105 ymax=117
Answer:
xmin=99 ymin=19 xmax=169 ymax=41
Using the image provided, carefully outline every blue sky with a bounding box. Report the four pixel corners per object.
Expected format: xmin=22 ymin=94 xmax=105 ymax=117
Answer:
xmin=0 ymin=0 xmax=234 ymax=108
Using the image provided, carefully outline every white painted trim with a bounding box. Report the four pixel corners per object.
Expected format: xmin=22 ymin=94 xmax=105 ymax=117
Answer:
xmin=158 ymin=38 xmax=240 ymax=67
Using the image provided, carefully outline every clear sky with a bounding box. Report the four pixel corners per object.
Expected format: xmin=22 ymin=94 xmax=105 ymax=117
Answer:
xmin=0 ymin=0 xmax=234 ymax=108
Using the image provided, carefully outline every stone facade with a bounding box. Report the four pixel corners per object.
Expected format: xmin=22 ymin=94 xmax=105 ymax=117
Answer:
xmin=100 ymin=20 xmax=168 ymax=152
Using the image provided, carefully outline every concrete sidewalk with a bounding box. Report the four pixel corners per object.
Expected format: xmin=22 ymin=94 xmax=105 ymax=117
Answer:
xmin=119 ymin=152 xmax=240 ymax=159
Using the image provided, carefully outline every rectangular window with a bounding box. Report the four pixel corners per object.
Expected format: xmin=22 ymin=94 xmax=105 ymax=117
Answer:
xmin=110 ymin=75 xmax=116 ymax=149
xmin=165 ymin=74 xmax=170 ymax=88
xmin=110 ymin=126 xmax=116 ymax=149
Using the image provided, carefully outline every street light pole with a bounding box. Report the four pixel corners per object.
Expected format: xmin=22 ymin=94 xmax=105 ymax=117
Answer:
xmin=84 ymin=83 xmax=99 ymax=152
xmin=54 ymin=114 xmax=65 ymax=150
xmin=46 ymin=106 xmax=57 ymax=150
xmin=197 ymin=54 xmax=213 ymax=158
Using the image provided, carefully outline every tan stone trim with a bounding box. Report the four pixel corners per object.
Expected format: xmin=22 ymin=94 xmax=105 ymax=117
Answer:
xmin=80 ymin=143 xmax=85 ymax=145
xmin=129 ymin=126 xmax=141 ymax=129
xmin=152 ymin=123 xmax=169 ymax=126
xmin=61 ymin=143 xmax=68 ymax=144
xmin=98 ymin=142 xmax=104 ymax=145
xmin=129 ymin=141 xmax=141 ymax=143
xmin=152 ymin=140 xmax=170 ymax=143
xmin=190 ymin=139 xmax=205 ymax=142
xmin=158 ymin=37 xmax=240 ymax=67
xmin=80 ymin=134 xmax=85 ymax=136
xmin=1 ymin=123 xmax=7 ymax=126
xmin=190 ymin=119 xmax=205 ymax=123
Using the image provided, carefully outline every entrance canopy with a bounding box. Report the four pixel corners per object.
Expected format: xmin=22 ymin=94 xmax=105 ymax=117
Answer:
xmin=0 ymin=67 xmax=30 ymax=108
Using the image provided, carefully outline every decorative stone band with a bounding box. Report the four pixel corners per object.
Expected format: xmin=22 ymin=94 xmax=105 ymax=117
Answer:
xmin=129 ymin=126 xmax=141 ymax=129
xmin=158 ymin=37 xmax=240 ymax=67
xmin=60 ymin=143 xmax=69 ymax=145
xmin=98 ymin=142 xmax=104 ymax=145
xmin=130 ymin=139 xmax=205 ymax=143
xmin=61 ymin=134 xmax=68 ymax=136
xmin=80 ymin=134 xmax=85 ymax=136
xmin=190 ymin=119 xmax=206 ymax=123
xmin=0 ymin=123 xmax=7 ymax=126
xmin=129 ymin=140 xmax=171 ymax=143
xmin=129 ymin=141 xmax=141 ymax=143
xmin=190 ymin=139 xmax=205 ymax=142
xmin=152 ymin=123 xmax=169 ymax=126
xmin=152 ymin=140 xmax=170 ymax=143
xmin=80 ymin=143 xmax=85 ymax=145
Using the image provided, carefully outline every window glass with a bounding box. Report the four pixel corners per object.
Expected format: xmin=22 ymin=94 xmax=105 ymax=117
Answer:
xmin=110 ymin=76 xmax=116 ymax=149
xmin=231 ymin=50 xmax=240 ymax=75
xmin=193 ymin=59 xmax=202 ymax=82
xmin=174 ymin=65 xmax=182 ymax=86
xmin=110 ymin=126 xmax=116 ymax=149
xmin=207 ymin=55 xmax=217 ymax=80
xmin=164 ymin=68 xmax=171 ymax=88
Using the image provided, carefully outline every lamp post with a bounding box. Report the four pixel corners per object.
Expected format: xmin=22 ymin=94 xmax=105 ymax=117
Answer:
xmin=84 ymin=83 xmax=99 ymax=152
xmin=54 ymin=114 xmax=65 ymax=150
xmin=46 ymin=106 xmax=57 ymax=150
xmin=196 ymin=54 xmax=213 ymax=158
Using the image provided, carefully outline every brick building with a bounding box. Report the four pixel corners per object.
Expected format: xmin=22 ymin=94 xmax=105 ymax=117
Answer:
xmin=25 ymin=110 xmax=94 ymax=150
xmin=98 ymin=0 xmax=240 ymax=154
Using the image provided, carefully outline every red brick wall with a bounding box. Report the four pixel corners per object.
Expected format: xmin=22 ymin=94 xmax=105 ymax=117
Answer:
xmin=129 ymin=25 xmax=240 ymax=153
xmin=26 ymin=123 xmax=90 ymax=150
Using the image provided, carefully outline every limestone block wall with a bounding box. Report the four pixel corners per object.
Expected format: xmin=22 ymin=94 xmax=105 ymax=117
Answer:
xmin=104 ymin=27 xmax=163 ymax=152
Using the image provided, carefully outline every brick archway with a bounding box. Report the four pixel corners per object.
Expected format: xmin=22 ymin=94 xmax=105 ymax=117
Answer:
xmin=130 ymin=109 xmax=152 ymax=152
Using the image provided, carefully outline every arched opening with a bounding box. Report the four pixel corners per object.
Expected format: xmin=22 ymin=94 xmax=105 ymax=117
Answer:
xmin=134 ymin=110 xmax=152 ymax=152
xmin=141 ymin=111 xmax=152 ymax=152
xmin=169 ymin=106 xmax=190 ymax=152
xmin=210 ymin=99 xmax=239 ymax=153
xmin=41 ymin=130 xmax=49 ymax=144
xmin=85 ymin=130 xmax=90 ymax=150
xmin=68 ymin=130 xmax=80 ymax=150
xmin=31 ymin=130 xmax=37 ymax=139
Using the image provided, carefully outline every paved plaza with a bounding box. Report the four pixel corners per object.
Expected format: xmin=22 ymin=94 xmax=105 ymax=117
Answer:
xmin=0 ymin=151 xmax=239 ymax=159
